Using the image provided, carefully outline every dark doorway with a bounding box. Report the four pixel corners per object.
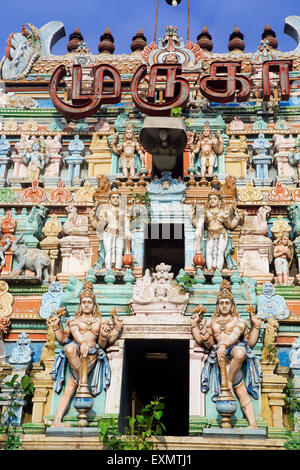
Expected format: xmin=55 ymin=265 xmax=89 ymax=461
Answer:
xmin=119 ymin=339 xmax=189 ymax=436
xmin=144 ymin=223 xmax=185 ymax=277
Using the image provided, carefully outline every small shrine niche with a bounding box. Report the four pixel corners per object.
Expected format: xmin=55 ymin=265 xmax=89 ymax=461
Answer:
xmin=143 ymin=223 xmax=185 ymax=276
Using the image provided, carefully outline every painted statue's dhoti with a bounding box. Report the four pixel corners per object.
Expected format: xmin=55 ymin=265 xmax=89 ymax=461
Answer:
xmin=102 ymin=231 xmax=124 ymax=270
xmin=206 ymin=230 xmax=228 ymax=271
xmin=274 ymin=257 xmax=288 ymax=275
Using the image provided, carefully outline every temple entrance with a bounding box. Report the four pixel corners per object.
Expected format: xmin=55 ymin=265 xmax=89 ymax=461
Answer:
xmin=144 ymin=223 xmax=185 ymax=276
xmin=119 ymin=339 xmax=189 ymax=436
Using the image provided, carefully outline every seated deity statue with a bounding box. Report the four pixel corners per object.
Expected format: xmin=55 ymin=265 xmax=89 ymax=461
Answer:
xmin=193 ymin=189 xmax=245 ymax=271
xmin=48 ymin=282 xmax=122 ymax=427
xmin=228 ymin=116 xmax=245 ymax=132
xmin=110 ymin=124 xmax=145 ymax=178
xmin=190 ymin=281 xmax=262 ymax=428
xmin=62 ymin=204 xmax=89 ymax=237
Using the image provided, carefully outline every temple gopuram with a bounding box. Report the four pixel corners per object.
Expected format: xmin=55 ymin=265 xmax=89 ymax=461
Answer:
xmin=1 ymin=15 xmax=300 ymax=451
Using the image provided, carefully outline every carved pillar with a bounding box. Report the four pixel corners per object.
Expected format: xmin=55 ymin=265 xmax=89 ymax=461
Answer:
xmin=183 ymin=204 xmax=195 ymax=271
xmin=260 ymin=318 xmax=287 ymax=428
xmin=104 ymin=340 xmax=124 ymax=415
xmin=261 ymin=363 xmax=287 ymax=428
xmin=87 ymin=134 xmax=112 ymax=177
xmin=144 ymin=151 xmax=152 ymax=176
xmin=40 ymin=214 xmax=62 ymax=281
xmin=32 ymin=388 xmax=49 ymax=423
xmin=32 ymin=362 xmax=55 ymax=423
xmin=89 ymin=230 xmax=100 ymax=268
xmin=57 ymin=237 xmax=91 ymax=281
xmin=11 ymin=153 xmax=28 ymax=179
xmin=131 ymin=226 xmax=145 ymax=277
xmin=268 ymin=391 xmax=287 ymax=427
xmin=290 ymin=368 xmax=300 ymax=430
xmin=32 ymin=326 xmax=56 ymax=423
xmin=189 ymin=340 xmax=207 ymax=417
xmin=183 ymin=147 xmax=191 ymax=176
xmin=294 ymin=236 xmax=300 ymax=285
xmin=238 ymin=235 xmax=274 ymax=284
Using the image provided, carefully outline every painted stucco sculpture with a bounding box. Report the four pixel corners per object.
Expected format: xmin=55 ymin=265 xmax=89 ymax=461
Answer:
xmin=48 ymin=281 xmax=122 ymax=427
xmin=91 ymin=185 xmax=131 ymax=271
xmin=194 ymin=188 xmax=245 ymax=271
xmin=1 ymin=13 xmax=300 ymax=447
xmin=191 ymin=281 xmax=262 ymax=428
xmin=110 ymin=123 xmax=145 ymax=177
xmin=39 ymin=281 xmax=64 ymax=320
xmin=257 ymin=282 xmax=290 ymax=320
xmin=130 ymin=263 xmax=189 ymax=315
xmin=190 ymin=121 xmax=224 ymax=178
xmin=11 ymin=234 xmax=51 ymax=282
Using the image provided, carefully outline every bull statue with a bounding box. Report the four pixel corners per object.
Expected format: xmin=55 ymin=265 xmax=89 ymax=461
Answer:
xmin=11 ymin=234 xmax=50 ymax=282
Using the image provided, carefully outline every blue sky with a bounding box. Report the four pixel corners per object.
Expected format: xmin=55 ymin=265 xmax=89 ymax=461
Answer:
xmin=0 ymin=0 xmax=299 ymax=57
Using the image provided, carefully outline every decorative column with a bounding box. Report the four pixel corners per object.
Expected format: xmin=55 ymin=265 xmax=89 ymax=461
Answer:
xmin=252 ymin=133 xmax=273 ymax=186
xmin=43 ymin=135 xmax=63 ymax=187
xmin=0 ymin=135 xmax=11 ymax=186
xmin=273 ymin=134 xmax=296 ymax=184
xmin=86 ymin=134 xmax=112 ymax=178
xmin=40 ymin=214 xmax=62 ymax=281
xmin=294 ymin=236 xmax=300 ymax=285
xmin=225 ymin=135 xmax=249 ymax=179
xmin=189 ymin=340 xmax=208 ymax=434
xmin=104 ymin=340 xmax=124 ymax=417
xmin=260 ymin=318 xmax=287 ymax=434
xmin=184 ymin=204 xmax=196 ymax=272
xmin=0 ymin=332 xmax=32 ymax=426
xmin=0 ymin=210 xmax=17 ymax=275
xmin=31 ymin=325 xmax=56 ymax=428
xmin=289 ymin=337 xmax=300 ymax=430
xmin=131 ymin=225 xmax=145 ymax=278
xmin=65 ymin=135 xmax=85 ymax=186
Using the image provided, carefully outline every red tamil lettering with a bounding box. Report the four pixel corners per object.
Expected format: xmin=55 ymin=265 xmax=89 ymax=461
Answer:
xmin=261 ymin=60 xmax=293 ymax=101
xmin=49 ymin=64 xmax=121 ymax=120
xmin=199 ymin=61 xmax=251 ymax=103
xmin=131 ymin=64 xmax=190 ymax=116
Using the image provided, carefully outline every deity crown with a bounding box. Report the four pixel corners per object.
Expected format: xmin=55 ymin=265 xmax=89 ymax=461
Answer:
xmin=215 ymin=280 xmax=239 ymax=317
xmin=79 ymin=281 xmax=96 ymax=303
xmin=208 ymin=187 xmax=223 ymax=201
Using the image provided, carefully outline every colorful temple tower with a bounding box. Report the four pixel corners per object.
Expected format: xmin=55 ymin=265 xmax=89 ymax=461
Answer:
xmin=1 ymin=16 xmax=300 ymax=450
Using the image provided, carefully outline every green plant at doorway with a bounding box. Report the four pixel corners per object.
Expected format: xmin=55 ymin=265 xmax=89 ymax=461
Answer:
xmin=98 ymin=397 xmax=165 ymax=450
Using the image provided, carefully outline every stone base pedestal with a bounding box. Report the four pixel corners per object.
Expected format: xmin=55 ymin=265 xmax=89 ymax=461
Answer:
xmin=225 ymin=153 xmax=249 ymax=179
xmin=238 ymin=235 xmax=273 ymax=283
xmin=261 ymin=363 xmax=287 ymax=428
xmin=241 ymin=273 xmax=274 ymax=286
xmin=57 ymin=236 xmax=91 ymax=279
xmin=274 ymin=276 xmax=294 ymax=286
xmin=46 ymin=427 xmax=99 ymax=437
xmin=132 ymin=266 xmax=143 ymax=278
xmin=44 ymin=177 xmax=60 ymax=187
xmin=202 ymin=428 xmax=267 ymax=439
xmin=253 ymin=177 xmax=273 ymax=187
